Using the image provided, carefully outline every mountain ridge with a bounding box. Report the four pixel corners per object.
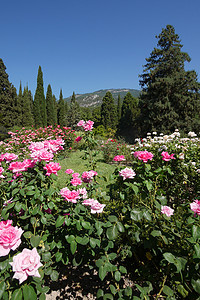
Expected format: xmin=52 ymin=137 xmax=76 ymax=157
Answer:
xmin=64 ymin=88 xmax=140 ymax=107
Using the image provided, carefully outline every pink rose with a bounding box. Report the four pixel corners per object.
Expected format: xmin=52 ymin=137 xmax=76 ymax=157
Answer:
xmin=60 ymin=188 xmax=80 ymax=203
xmin=190 ymin=200 xmax=200 ymax=216
xmin=161 ymin=151 xmax=175 ymax=161
xmin=82 ymin=199 xmax=106 ymax=214
xmin=81 ymin=170 xmax=98 ymax=183
xmin=161 ymin=205 xmax=174 ymax=217
xmin=0 ymin=225 xmax=23 ymax=256
xmin=3 ymin=153 xmax=18 ymax=163
xmin=0 ymin=220 xmax=12 ymax=230
xmin=0 ymin=166 xmax=5 ymax=178
xmin=43 ymin=162 xmax=61 ymax=176
xmin=77 ymin=120 xmax=85 ymax=127
xmin=72 ymin=172 xmax=80 ymax=178
xmin=83 ymin=120 xmax=94 ymax=131
xmin=70 ymin=177 xmax=82 ymax=186
xmin=78 ymin=187 xmax=88 ymax=199
xmin=10 ymin=248 xmax=43 ymax=284
xmin=65 ymin=169 xmax=74 ymax=174
xmin=134 ymin=151 xmax=154 ymax=163
xmin=113 ymin=155 xmax=126 ymax=162
xmin=8 ymin=161 xmax=27 ymax=173
xmin=119 ymin=167 xmax=136 ymax=180
xmin=75 ymin=136 xmax=82 ymax=142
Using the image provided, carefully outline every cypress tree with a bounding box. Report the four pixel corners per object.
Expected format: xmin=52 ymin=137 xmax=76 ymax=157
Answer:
xmin=33 ymin=66 xmax=47 ymax=127
xmin=16 ymin=82 xmax=23 ymax=126
xmin=139 ymin=25 xmax=200 ymax=135
xmin=66 ymin=91 xmax=81 ymax=128
xmin=0 ymin=58 xmax=18 ymax=128
xmin=46 ymin=84 xmax=54 ymax=126
xmin=57 ymin=89 xmax=65 ymax=127
xmin=22 ymin=86 xmax=34 ymax=127
xmin=101 ymin=91 xmax=117 ymax=129
xmin=117 ymin=94 xmax=122 ymax=123
xmin=52 ymin=94 xmax=57 ymax=125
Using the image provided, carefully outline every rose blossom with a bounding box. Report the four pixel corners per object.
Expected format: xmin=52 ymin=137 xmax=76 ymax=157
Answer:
xmin=10 ymin=248 xmax=43 ymax=284
xmin=81 ymin=170 xmax=98 ymax=183
xmin=161 ymin=206 xmax=174 ymax=217
xmin=43 ymin=162 xmax=61 ymax=176
xmin=83 ymin=120 xmax=94 ymax=131
xmin=72 ymin=172 xmax=80 ymax=178
xmin=0 ymin=225 xmax=23 ymax=256
xmin=78 ymin=187 xmax=88 ymax=199
xmin=0 ymin=166 xmax=5 ymax=178
xmin=8 ymin=161 xmax=27 ymax=173
xmin=65 ymin=169 xmax=74 ymax=174
xmin=161 ymin=151 xmax=176 ymax=161
xmin=70 ymin=177 xmax=82 ymax=186
xmin=190 ymin=200 xmax=200 ymax=216
xmin=60 ymin=188 xmax=80 ymax=203
xmin=113 ymin=155 xmax=126 ymax=162
xmin=77 ymin=120 xmax=85 ymax=127
xmin=3 ymin=153 xmax=18 ymax=163
xmin=75 ymin=136 xmax=82 ymax=142
xmin=119 ymin=167 xmax=136 ymax=180
xmin=0 ymin=220 xmax=12 ymax=230
xmin=82 ymin=199 xmax=106 ymax=214
xmin=134 ymin=151 xmax=154 ymax=163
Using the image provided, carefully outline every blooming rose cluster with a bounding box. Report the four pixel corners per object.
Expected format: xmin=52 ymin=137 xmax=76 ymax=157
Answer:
xmin=77 ymin=120 xmax=94 ymax=131
xmin=10 ymin=248 xmax=42 ymax=284
xmin=82 ymin=198 xmax=106 ymax=214
xmin=0 ymin=153 xmax=18 ymax=163
xmin=60 ymin=187 xmax=80 ymax=203
xmin=113 ymin=155 xmax=126 ymax=162
xmin=161 ymin=151 xmax=176 ymax=161
xmin=29 ymin=139 xmax=64 ymax=162
xmin=161 ymin=206 xmax=174 ymax=217
xmin=8 ymin=159 xmax=35 ymax=174
xmin=0 ymin=220 xmax=23 ymax=257
xmin=133 ymin=151 xmax=154 ymax=163
xmin=81 ymin=170 xmax=98 ymax=183
xmin=190 ymin=199 xmax=200 ymax=216
xmin=43 ymin=162 xmax=61 ymax=176
xmin=119 ymin=167 xmax=136 ymax=180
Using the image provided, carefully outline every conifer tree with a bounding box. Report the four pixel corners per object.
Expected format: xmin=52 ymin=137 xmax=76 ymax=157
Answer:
xmin=22 ymin=86 xmax=34 ymax=127
xmin=57 ymin=89 xmax=65 ymax=127
xmin=33 ymin=66 xmax=47 ymax=127
xmin=139 ymin=25 xmax=200 ymax=135
xmin=52 ymin=94 xmax=57 ymax=125
xmin=117 ymin=94 xmax=122 ymax=123
xmin=0 ymin=58 xmax=18 ymax=128
xmin=66 ymin=91 xmax=81 ymax=128
xmin=46 ymin=84 xmax=54 ymax=126
xmin=101 ymin=91 xmax=117 ymax=129
xmin=16 ymin=82 xmax=23 ymax=126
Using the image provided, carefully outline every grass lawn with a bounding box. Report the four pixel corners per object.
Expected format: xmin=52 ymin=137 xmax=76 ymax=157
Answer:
xmin=56 ymin=149 xmax=116 ymax=190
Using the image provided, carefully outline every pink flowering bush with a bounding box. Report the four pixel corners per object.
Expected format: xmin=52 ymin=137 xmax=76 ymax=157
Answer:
xmin=0 ymin=223 xmax=23 ymax=256
xmin=43 ymin=162 xmax=61 ymax=176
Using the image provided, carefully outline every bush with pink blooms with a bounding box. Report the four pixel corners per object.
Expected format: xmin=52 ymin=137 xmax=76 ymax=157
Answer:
xmin=0 ymin=125 xmax=200 ymax=299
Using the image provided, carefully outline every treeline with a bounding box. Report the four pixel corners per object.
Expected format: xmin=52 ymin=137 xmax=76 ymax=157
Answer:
xmin=0 ymin=24 xmax=200 ymax=141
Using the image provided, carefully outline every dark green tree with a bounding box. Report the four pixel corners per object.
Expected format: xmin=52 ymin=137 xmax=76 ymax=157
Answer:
xmin=57 ymin=89 xmax=65 ymax=127
xmin=46 ymin=84 xmax=54 ymax=126
xmin=0 ymin=58 xmax=18 ymax=128
xmin=101 ymin=91 xmax=117 ymax=129
xmin=16 ymin=82 xmax=23 ymax=126
xmin=22 ymin=86 xmax=34 ymax=127
xmin=117 ymin=94 xmax=122 ymax=123
xmin=139 ymin=24 xmax=200 ymax=135
xmin=52 ymin=94 xmax=57 ymax=125
xmin=118 ymin=92 xmax=140 ymax=140
xmin=33 ymin=66 xmax=47 ymax=127
xmin=66 ymin=91 xmax=81 ymax=128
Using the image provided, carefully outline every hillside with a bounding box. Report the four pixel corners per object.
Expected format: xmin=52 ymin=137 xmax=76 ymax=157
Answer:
xmin=64 ymin=88 xmax=140 ymax=108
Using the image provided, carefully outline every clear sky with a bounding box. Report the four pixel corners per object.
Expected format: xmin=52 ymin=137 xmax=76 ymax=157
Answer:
xmin=1 ymin=0 xmax=200 ymax=99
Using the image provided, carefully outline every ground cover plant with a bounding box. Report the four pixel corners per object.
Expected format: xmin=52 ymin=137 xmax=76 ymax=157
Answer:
xmin=0 ymin=123 xmax=200 ymax=299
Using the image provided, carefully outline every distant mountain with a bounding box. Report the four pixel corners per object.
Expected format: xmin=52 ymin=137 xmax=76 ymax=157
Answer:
xmin=64 ymin=88 xmax=141 ymax=108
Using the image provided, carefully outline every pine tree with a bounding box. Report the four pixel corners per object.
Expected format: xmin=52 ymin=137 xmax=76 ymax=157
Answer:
xmin=22 ymin=86 xmax=34 ymax=127
xmin=16 ymin=82 xmax=23 ymax=126
xmin=0 ymin=58 xmax=18 ymax=128
xmin=101 ymin=91 xmax=117 ymax=129
xmin=139 ymin=25 xmax=200 ymax=135
xmin=117 ymin=94 xmax=122 ymax=123
xmin=46 ymin=84 xmax=54 ymax=126
xmin=57 ymin=89 xmax=65 ymax=127
xmin=33 ymin=66 xmax=47 ymax=127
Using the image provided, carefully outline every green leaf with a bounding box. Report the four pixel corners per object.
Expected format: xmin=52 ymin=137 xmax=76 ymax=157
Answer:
xmin=23 ymin=231 xmax=33 ymax=239
xmin=192 ymin=279 xmax=200 ymax=294
xmin=116 ymin=222 xmax=125 ymax=232
xmin=110 ymin=284 xmax=116 ymax=295
xmin=30 ymin=235 xmax=41 ymax=248
xmin=151 ymin=230 xmax=161 ymax=237
xmin=194 ymin=244 xmax=200 ymax=257
xmin=119 ymin=266 xmax=127 ymax=273
xmin=176 ymin=284 xmax=188 ymax=298
xmin=70 ymin=240 xmax=77 ymax=255
xmin=131 ymin=184 xmax=139 ymax=195
xmin=106 ymin=225 xmax=119 ymax=240
xmin=76 ymin=236 xmax=89 ymax=245
xmin=42 ymin=252 xmax=51 ymax=262
xmin=130 ymin=209 xmax=142 ymax=221
xmin=41 ymin=215 xmax=47 ymax=224
xmin=99 ymin=265 xmax=107 ymax=281
xmin=22 ymin=285 xmax=37 ymax=300
xmin=163 ymin=285 xmax=174 ymax=296
xmin=50 ymin=270 xmax=59 ymax=281
xmin=114 ymin=271 xmax=121 ymax=282
xmin=0 ymin=282 xmax=6 ymax=299
xmin=103 ymin=294 xmax=113 ymax=300
xmin=56 ymin=215 xmax=65 ymax=227
xmin=55 ymin=252 xmax=62 ymax=262
xmin=39 ymin=294 xmax=46 ymax=300
xmin=108 ymin=215 xmax=118 ymax=223
xmin=11 ymin=289 xmax=22 ymax=300
xmin=81 ymin=221 xmax=91 ymax=229
xmin=97 ymin=289 xmax=104 ymax=298
xmin=15 ymin=202 xmax=22 ymax=212
xmin=192 ymin=225 xmax=200 ymax=241
xmin=163 ymin=252 xmax=176 ymax=264
xmin=143 ymin=211 xmax=152 ymax=221
xmin=66 ymin=235 xmax=75 ymax=243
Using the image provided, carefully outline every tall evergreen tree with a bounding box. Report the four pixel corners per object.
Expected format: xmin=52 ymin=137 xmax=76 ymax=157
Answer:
xmin=101 ymin=91 xmax=117 ymax=129
xmin=33 ymin=66 xmax=47 ymax=127
xmin=117 ymin=94 xmax=122 ymax=123
xmin=118 ymin=92 xmax=140 ymax=140
xmin=46 ymin=84 xmax=54 ymax=126
xmin=0 ymin=58 xmax=18 ymax=128
xmin=66 ymin=91 xmax=81 ymax=128
xmin=57 ymin=89 xmax=65 ymax=127
xmin=52 ymin=94 xmax=57 ymax=125
xmin=139 ymin=25 xmax=200 ymax=135
xmin=16 ymin=82 xmax=23 ymax=126
xmin=22 ymin=86 xmax=34 ymax=127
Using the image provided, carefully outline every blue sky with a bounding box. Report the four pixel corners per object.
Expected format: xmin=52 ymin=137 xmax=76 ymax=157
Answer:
xmin=1 ymin=0 xmax=200 ymax=99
